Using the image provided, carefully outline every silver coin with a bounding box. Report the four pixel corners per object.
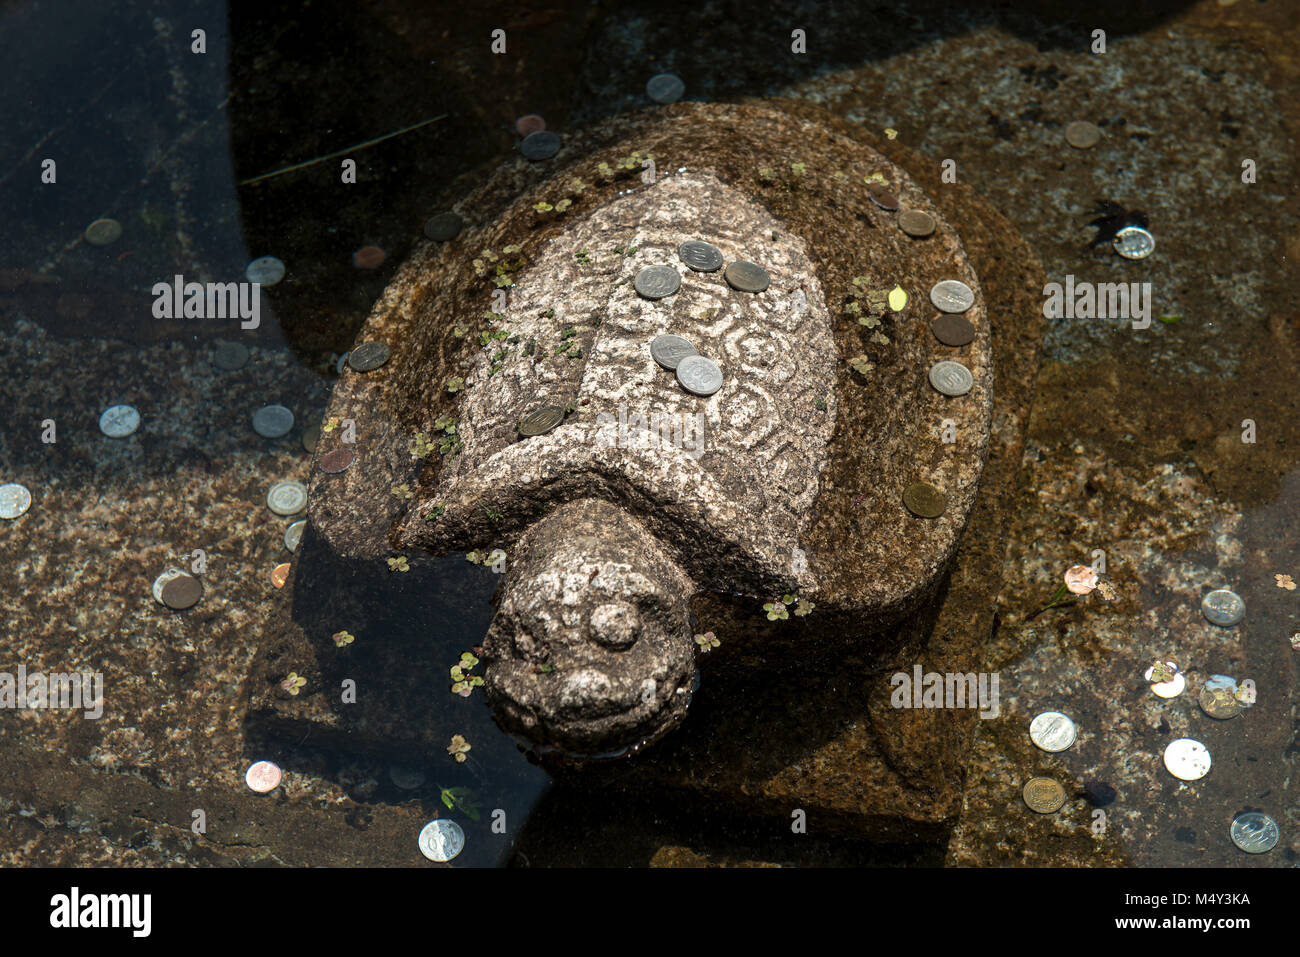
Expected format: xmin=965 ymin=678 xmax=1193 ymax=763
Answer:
xmin=634 ymin=265 xmax=681 ymax=300
xmin=676 ymin=354 xmax=723 ymax=397
xmin=245 ymin=256 xmax=286 ymax=286
xmin=650 ymin=334 xmax=697 ymax=370
xmin=518 ymin=405 xmax=566 ymax=437
xmin=347 ymin=341 xmax=391 ymax=372
xmin=213 ymin=340 xmax=250 ymax=371
xmin=99 ymin=404 xmax=140 ymax=437
xmin=929 ymin=279 xmax=975 ymax=313
xmin=520 ymin=131 xmax=561 ymax=161
xmin=418 ymin=819 xmax=465 ymax=862
xmin=645 ymin=73 xmax=685 ymax=104
xmin=0 ymin=483 xmax=32 ymax=520
xmin=389 ymin=766 xmax=426 ymax=790
xmin=1202 ymin=589 xmax=1244 ymax=626
xmin=677 ymin=240 xmax=723 ymax=272
xmin=928 ymin=360 xmax=973 ymax=397
xmin=1230 ymin=812 xmax=1279 ymax=854
xmin=1163 ymin=737 xmax=1211 ymax=781
xmin=252 ymin=404 xmax=295 ymax=438
xmin=284 ymin=519 xmax=306 ymax=552
xmin=724 ymin=260 xmax=770 ymax=293
xmin=1029 ymin=711 xmax=1077 ymax=752
xmin=267 ymin=480 xmax=308 ymax=516
xmin=151 ymin=568 xmax=188 ymax=605
xmin=1113 ymin=226 xmax=1155 ymax=260
xmin=1144 ymin=665 xmax=1186 ymax=699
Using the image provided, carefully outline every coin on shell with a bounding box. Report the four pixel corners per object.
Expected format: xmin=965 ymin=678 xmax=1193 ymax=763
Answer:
xmin=245 ymin=760 xmax=282 ymax=793
xmin=1023 ymin=777 xmax=1067 ymax=813
xmin=650 ymin=334 xmax=697 ymax=370
xmin=1230 ymin=812 xmax=1279 ymax=854
xmin=348 ymin=341 xmax=391 ymax=372
xmin=267 ymin=480 xmax=308 ymax=516
xmin=1163 ymin=737 xmax=1211 ymax=781
xmin=418 ymin=819 xmax=465 ymax=862
xmin=928 ymin=360 xmax=973 ymax=397
xmin=645 ymin=73 xmax=685 ymax=104
xmin=898 ymin=209 xmax=936 ymax=238
xmin=518 ymin=405 xmax=565 ymax=437
xmin=902 ymin=482 xmax=946 ymax=519
xmin=1113 ymin=226 xmax=1155 ymax=260
xmin=724 ymin=261 xmax=770 ymax=293
xmin=929 ymin=279 xmax=974 ymax=313
xmin=99 ymin=404 xmax=140 ymax=438
xmin=520 ymin=131 xmax=561 ymax=161
xmin=0 ymin=483 xmax=32 ymax=520
xmin=1029 ymin=711 xmax=1077 ymax=753
xmin=676 ymin=354 xmax=723 ymax=397
xmin=245 ymin=256 xmax=286 ymax=286
xmin=252 ymin=404 xmax=295 ymax=438
xmin=634 ymin=265 xmax=681 ymax=300
xmin=1201 ymin=588 xmax=1244 ymax=626
xmin=677 ymin=240 xmax=723 ymax=272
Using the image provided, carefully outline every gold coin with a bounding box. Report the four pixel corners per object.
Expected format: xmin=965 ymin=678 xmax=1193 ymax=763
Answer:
xmin=903 ymin=482 xmax=946 ymax=518
xmin=1023 ymin=777 xmax=1066 ymax=813
xmin=1198 ymin=685 xmax=1240 ymax=720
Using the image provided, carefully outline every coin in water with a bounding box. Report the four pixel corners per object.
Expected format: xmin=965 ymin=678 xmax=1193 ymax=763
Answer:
xmin=634 ymin=265 xmax=681 ymax=300
xmin=515 ymin=114 xmax=546 ymax=137
xmin=929 ymin=279 xmax=975 ymax=313
xmin=284 ymin=519 xmax=306 ymax=552
xmin=1198 ymin=685 xmax=1240 ymax=720
xmin=0 ymin=483 xmax=32 ymax=519
xmin=352 ymin=245 xmax=386 ymax=269
xmin=252 ymin=404 xmax=295 ymax=438
xmin=151 ymin=568 xmax=187 ymax=604
xmin=867 ymin=185 xmax=900 ymax=211
xmin=389 ymin=766 xmax=426 ymax=790
xmin=520 ymin=130 xmax=561 ymax=161
xmin=1023 ymin=777 xmax=1067 ymax=814
xmin=245 ymin=760 xmax=282 ymax=793
xmin=85 ymin=218 xmax=123 ymax=246
xmin=1201 ymin=588 xmax=1244 ymax=626
xmin=676 ymin=354 xmax=723 ymax=397
xmin=724 ymin=260 xmax=770 ymax=293
xmin=348 ymin=341 xmax=391 ymax=372
xmin=99 ymin=404 xmax=140 ymax=438
xmin=267 ymin=480 xmax=308 ymax=516
xmin=1144 ymin=663 xmax=1186 ymax=699
xmin=645 ymin=73 xmax=685 ymax=104
xmin=1029 ymin=711 xmax=1077 ymax=752
xmin=1230 ymin=812 xmax=1279 ymax=854
xmin=931 ymin=314 xmax=975 ymax=347
xmin=898 ymin=209 xmax=936 ymax=238
xmin=1113 ymin=226 xmax=1155 ymax=260
xmin=161 ymin=573 xmax=203 ymax=610
xmin=902 ymin=482 xmax=946 ymax=519
xmin=271 ymin=562 xmax=291 ymax=589
xmin=418 ymin=819 xmax=465 ymax=862
xmin=928 ymin=360 xmax=973 ymax=397
xmin=1164 ymin=738 xmax=1211 ymax=781
xmin=213 ymin=340 xmax=250 ymax=371
xmin=423 ymin=212 xmax=463 ymax=242
xmin=677 ymin=240 xmax=723 ymax=272
xmin=1064 ymin=120 xmax=1102 ymax=149
xmin=319 ymin=448 xmax=355 ymax=473
xmin=302 ymin=424 xmax=321 ymax=454
xmin=518 ymin=405 xmax=565 ymax=437
xmin=650 ymin=334 xmax=697 ymax=370
xmin=246 ymin=256 xmax=286 ymax=286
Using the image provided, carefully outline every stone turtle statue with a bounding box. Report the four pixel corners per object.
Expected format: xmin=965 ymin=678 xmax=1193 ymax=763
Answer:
xmin=307 ymin=102 xmax=995 ymax=757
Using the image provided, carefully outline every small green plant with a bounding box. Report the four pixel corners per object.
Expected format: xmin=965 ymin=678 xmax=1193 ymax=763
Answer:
xmin=447 ymin=734 xmax=471 ymax=763
xmin=433 ymin=415 xmax=457 ymax=434
xmin=533 ymin=201 xmax=553 ymax=213
xmin=425 ymin=504 xmax=447 ymax=522
xmin=332 ymin=630 xmax=355 ymax=647
xmin=450 ymin=652 xmax=484 ymax=697
xmin=391 ymin=482 xmax=414 ymax=500
xmin=280 ymin=672 xmax=307 ymax=695
xmin=848 ymin=356 xmax=873 ymax=376
xmin=790 ymin=161 xmax=806 ymax=176
xmin=438 ymin=785 xmax=482 ymax=822
xmin=762 ymin=601 xmax=789 ymax=621
xmin=815 ymin=397 xmax=827 ymax=411
xmin=446 ymin=376 xmax=464 ymax=393
xmin=410 ymin=431 xmax=436 ymax=459
xmin=438 ymin=434 xmax=462 ymax=456
xmin=387 ymin=556 xmax=410 ymax=572
xmin=758 ymin=166 xmax=775 ymax=181
xmin=570 ymin=177 xmax=587 ymax=194
xmin=695 ymin=631 xmax=720 ymax=652
xmin=575 ymin=250 xmax=590 ymax=265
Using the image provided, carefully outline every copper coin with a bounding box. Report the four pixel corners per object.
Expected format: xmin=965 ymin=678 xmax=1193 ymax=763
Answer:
xmin=1023 ymin=777 xmax=1066 ymax=814
xmin=903 ymin=482 xmax=946 ymax=518
xmin=160 ymin=573 xmax=203 ymax=610
xmin=931 ymin=314 xmax=975 ymax=347
xmin=515 ymin=114 xmax=546 ymax=136
xmin=319 ymin=448 xmax=355 ymax=473
xmin=867 ymin=185 xmax=899 ymax=211
xmin=898 ymin=209 xmax=936 ymax=238
xmin=271 ymin=563 xmax=291 ymax=589
xmin=245 ymin=760 xmax=282 ymax=793
xmin=352 ymin=245 xmax=386 ymax=269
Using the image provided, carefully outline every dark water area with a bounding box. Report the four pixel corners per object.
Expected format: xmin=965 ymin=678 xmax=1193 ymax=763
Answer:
xmin=0 ymin=0 xmax=1296 ymax=880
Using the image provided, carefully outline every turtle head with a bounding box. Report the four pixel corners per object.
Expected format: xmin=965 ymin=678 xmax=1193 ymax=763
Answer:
xmin=483 ymin=499 xmax=696 ymax=756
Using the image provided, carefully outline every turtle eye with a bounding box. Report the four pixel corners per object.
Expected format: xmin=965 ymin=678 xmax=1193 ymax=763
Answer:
xmin=588 ymin=601 xmax=641 ymax=650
